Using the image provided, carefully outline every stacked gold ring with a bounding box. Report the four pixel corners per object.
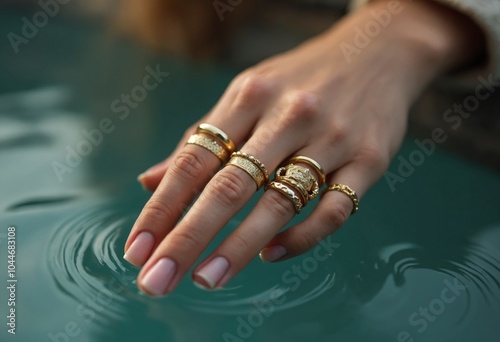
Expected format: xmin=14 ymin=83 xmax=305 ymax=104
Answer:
xmin=286 ymin=156 xmax=326 ymax=186
xmin=227 ymin=151 xmax=269 ymax=190
xmin=322 ymin=183 xmax=359 ymax=215
xmin=267 ymin=181 xmax=303 ymax=213
xmin=275 ymin=164 xmax=319 ymax=203
xmin=197 ymin=123 xmax=236 ymax=153
xmin=266 ymin=156 xmax=324 ymax=214
xmin=186 ymin=123 xmax=236 ymax=164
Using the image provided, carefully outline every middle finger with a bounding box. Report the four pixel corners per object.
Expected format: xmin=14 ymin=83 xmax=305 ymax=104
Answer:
xmin=136 ymin=92 xmax=316 ymax=296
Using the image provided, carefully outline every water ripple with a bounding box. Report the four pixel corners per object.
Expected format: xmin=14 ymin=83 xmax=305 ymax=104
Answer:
xmin=47 ymin=208 xmax=500 ymax=323
xmin=46 ymin=209 xmax=340 ymax=318
xmin=47 ymin=210 xmax=139 ymax=321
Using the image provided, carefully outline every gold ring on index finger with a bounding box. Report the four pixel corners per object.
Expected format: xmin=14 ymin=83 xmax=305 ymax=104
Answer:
xmin=197 ymin=123 xmax=236 ymax=153
xmin=186 ymin=123 xmax=236 ymax=164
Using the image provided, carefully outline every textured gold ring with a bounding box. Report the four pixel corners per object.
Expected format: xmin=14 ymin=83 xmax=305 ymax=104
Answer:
xmin=226 ymin=151 xmax=269 ymax=190
xmin=186 ymin=134 xmax=229 ymax=163
xmin=197 ymin=123 xmax=236 ymax=153
xmin=286 ymin=156 xmax=326 ymax=187
xmin=266 ymin=181 xmax=303 ymax=214
xmin=275 ymin=164 xmax=319 ymax=202
xmin=322 ymin=184 xmax=359 ymax=215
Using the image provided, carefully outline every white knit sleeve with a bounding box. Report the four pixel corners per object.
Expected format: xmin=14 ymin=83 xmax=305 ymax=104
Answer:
xmin=350 ymin=0 xmax=500 ymax=86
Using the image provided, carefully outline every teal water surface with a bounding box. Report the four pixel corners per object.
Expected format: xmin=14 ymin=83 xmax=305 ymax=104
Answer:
xmin=1 ymin=8 xmax=499 ymax=342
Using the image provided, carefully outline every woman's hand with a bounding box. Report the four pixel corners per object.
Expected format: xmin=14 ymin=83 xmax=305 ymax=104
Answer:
xmin=124 ymin=0 xmax=484 ymax=296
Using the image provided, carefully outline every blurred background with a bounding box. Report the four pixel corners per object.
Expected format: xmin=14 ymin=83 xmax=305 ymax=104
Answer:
xmin=0 ymin=1 xmax=499 ymax=342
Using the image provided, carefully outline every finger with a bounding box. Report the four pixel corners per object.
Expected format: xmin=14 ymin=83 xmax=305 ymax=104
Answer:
xmin=260 ymin=157 xmax=384 ymax=262
xmin=137 ymin=73 xmax=276 ymax=191
xmin=124 ymin=75 xmax=276 ymax=267
xmin=138 ymin=122 xmax=199 ymax=192
xmin=190 ymin=143 xmax=350 ymax=289
xmin=136 ymin=92 xmax=317 ymax=295
xmin=191 ymin=174 xmax=302 ymax=289
xmin=137 ymin=157 xmax=172 ymax=192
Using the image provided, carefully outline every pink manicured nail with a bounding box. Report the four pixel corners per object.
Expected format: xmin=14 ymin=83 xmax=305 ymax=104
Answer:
xmin=259 ymin=245 xmax=287 ymax=262
xmin=123 ymin=232 xmax=155 ymax=266
xmin=137 ymin=173 xmax=147 ymax=184
xmin=193 ymin=257 xmax=229 ymax=289
xmin=141 ymin=258 xmax=177 ymax=296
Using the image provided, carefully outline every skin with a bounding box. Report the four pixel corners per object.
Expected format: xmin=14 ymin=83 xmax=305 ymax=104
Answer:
xmin=124 ymin=0 xmax=485 ymax=295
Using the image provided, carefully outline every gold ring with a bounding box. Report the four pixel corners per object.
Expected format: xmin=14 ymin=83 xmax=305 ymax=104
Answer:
xmin=266 ymin=181 xmax=303 ymax=214
xmin=197 ymin=123 xmax=236 ymax=153
xmin=275 ymin=164 xmax=319 ymax=202
xmin=322 ymin=184 xmax=359 ymax=215
xmin=286 ymin=156 xmax=326 ymax=187
xmin=186 ymin=134 xmax=229 ymax=163
xmin=226 ymin=151 xmax=269 ymax=190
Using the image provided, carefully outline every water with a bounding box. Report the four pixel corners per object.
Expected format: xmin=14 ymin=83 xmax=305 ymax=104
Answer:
xmin=1 ymin=7 xmax=499 ymax=342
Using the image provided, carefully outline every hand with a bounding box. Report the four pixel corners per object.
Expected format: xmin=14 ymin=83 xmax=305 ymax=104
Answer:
xmin=124 ymin=0 xmax=484 ymax=296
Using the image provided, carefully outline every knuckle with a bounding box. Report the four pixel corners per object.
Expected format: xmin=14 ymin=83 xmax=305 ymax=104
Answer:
xmin=144 ymin=199 xmax=177 ymax=221
xmin=281 ymin=91 xmax=319 ymax=126
xmin=355 ymin=145 xmax=390 ymax=172
xmin=323 ymin=204 xmax=349 ymax=228
xmin=261 ymin=190 xmax=294 ymax=219
xmin=206 ymin=170 xmax=248 ymax=208
xmin=229 ymin=233 xmax=252 ymax=253
xmin=171 ymin=150 xmax=206 ymax=180
xmin=169 ymin=229 xmax=201 ymax=250
xmin=326 ymin=123 xmax=348 ymax=145
xmin=231 ymin=72 xmax=275 ymax=111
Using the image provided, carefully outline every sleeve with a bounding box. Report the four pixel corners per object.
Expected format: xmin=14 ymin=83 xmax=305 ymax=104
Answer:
xmin=349 ymin=0 xmax=500 ymax=88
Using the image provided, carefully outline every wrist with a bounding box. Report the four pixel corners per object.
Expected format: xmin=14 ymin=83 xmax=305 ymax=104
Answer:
xmin=365 ymin=0 xmax=485 ymax=73
xmin=324 ymin=0 xmax=485 ymax=100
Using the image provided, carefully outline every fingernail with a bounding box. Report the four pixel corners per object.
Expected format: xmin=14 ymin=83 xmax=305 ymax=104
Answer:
xmin=142 ymin=161 xmax=168 ymax=177
xmin=193 ymin=257 xmax=229 ymax=289
xmin=137 ymin=173 xmax=147 ymax=184
xmin=141 ymin=258 xmax=177 ymax=297
xmin=123 ymin=232 xmax=155 ymax=266
xmin=259 ymin=245 xmax=287 ymax=262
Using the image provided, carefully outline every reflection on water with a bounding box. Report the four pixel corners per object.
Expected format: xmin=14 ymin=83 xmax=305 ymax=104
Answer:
xmin=47 ymin=210 xmax=136 ymax=322
xmin=46 ymin=207 xmax=500 ymax=341
xmin=47 ymin=209 xmax=339 ymax=317
xmin=1 ymin=8 xmax=499 ymax=339
xmin=378 ymin=240 xmax=500 ymax=303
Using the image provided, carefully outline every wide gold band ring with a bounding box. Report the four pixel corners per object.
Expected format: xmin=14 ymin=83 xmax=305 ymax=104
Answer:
xmin=275 ymin=164 xmax=319 ymax=203
xmin=285 ymin=156 xmax=326 ymax=187
xmin=322 ymin=183 xmax=359 ymax=215
xmin=186 ymin=134 xmax=229 ymax=163
xmin=266 ymin=181 xmax=303 ymax=214
xmin=226 ymin=151 xmax=269 ymax=190
xmin=197 ymin=123 xmax=236 ymax=154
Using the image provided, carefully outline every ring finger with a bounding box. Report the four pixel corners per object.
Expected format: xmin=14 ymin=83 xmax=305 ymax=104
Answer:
xmin=135 ymin=94 xmax=316 ymax=295
xmin=190 ymin=146 xmax=351 ymax=288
